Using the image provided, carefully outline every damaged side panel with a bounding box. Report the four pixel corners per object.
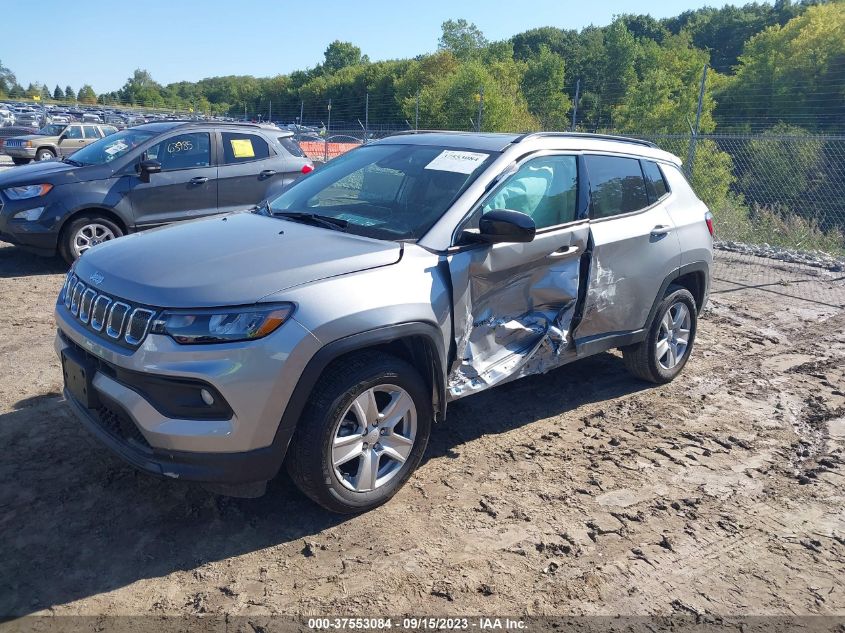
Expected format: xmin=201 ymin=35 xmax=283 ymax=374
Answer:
xmin=447 ymin=224 xmax=590 ymax=399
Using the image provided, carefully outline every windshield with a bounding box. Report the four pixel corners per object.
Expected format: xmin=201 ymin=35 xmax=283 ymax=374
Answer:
xmin=66 ymin=128 xmax=157 ymax=165
xmin=268 ymin=143 xmax=496 ymax=240
xmin=39 ymin=124 xmax=66 ymax=136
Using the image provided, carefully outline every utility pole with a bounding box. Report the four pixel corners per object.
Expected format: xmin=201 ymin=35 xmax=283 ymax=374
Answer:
xmin=298 ymin=100 xmax=304 ymax=141
xmin=686 ymin=64 xmax=708 ymax=179
xmin=364 ymin=92 xmax=369 ymax=143
xmin=243 ymin=102 xmax=247 ymax=121
xmin=268 ymin=98 xmax=272 ymax=124
xmin=325 ymin=99 xmax=332 ymax=162
xmin=415 ymin=92 xmax=419 ymax=132
xmin=571 ymin=79 xmax=581 ymax=132
xmin=477 ymin=86 xmax=484 ymax=132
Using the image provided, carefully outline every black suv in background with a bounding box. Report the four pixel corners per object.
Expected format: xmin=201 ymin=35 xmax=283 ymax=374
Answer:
xmin=0 ymin=121 xmax=313 ymax=263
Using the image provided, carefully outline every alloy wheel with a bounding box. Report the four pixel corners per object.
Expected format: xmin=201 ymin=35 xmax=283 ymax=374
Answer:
xmin=331 ymin=384 xmax=417 ymax=492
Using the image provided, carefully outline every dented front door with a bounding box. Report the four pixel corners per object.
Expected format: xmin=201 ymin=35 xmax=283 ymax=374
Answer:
xmin=447 ymin=223 xmax=589 ymax=398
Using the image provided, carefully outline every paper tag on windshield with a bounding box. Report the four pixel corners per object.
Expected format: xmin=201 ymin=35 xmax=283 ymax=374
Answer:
xmin=425 ymin=150 xmax=488 ymax=174
xmin=104 ymin=141 xmax=128 ymax=156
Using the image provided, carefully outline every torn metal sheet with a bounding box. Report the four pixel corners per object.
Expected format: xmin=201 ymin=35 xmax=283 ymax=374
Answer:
xmin=447 ymin=226 xmax=589 ymax=398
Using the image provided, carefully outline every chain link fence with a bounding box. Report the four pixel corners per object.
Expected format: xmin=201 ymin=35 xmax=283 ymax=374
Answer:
xmin=4 ymin=92 xmax=844 ymax=308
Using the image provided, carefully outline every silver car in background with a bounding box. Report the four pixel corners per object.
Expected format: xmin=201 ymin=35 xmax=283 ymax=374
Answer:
xmin=54 ymin=131 xmax=713 ymax=513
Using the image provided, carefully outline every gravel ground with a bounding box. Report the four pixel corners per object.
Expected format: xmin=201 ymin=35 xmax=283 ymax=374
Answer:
xmin=1 ymin=230 xmax=844 ymax=620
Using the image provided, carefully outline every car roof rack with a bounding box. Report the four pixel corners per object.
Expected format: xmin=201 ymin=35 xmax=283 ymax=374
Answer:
xmin=388 ymin=129 xmax=513 ymax=136
xmin=512 ymin=131 xmax=657 ymax=148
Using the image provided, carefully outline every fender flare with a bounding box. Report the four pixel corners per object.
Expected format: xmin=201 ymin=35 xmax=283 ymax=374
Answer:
xmin=265 ymin=321 xmax=448 ymax=478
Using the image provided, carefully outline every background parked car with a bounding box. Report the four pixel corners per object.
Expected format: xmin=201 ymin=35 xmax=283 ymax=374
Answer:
xmin=0 ymin=124 xmax=39 ymax=156
xmin=3 ymin=123 xmax=117 ymax=164
xmin=0 ymin=121 xmax=313 ymax=262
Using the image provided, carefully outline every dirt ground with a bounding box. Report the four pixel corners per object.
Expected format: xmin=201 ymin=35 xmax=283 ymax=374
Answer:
xmin=1 ymin=241 xmax=844 ymax=619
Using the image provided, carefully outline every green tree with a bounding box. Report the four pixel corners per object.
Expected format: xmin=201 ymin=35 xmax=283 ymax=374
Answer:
xmin=41 ymin=83 xmax=51 ymax=101
xmin=77 ymin=84 xmax=97 ymax=104
xmin=614 ymin=34 xmax=716 ymax=134
xmin=521 ymin=45 xmax=571 ymax=130
xmin=0 ymin=59 xmax=16 ymax=97
xmin=321 ymin=41 xmax=365 ymax=74
xmin=118 ymin=69 xmax=166 ymax=106
xmin=438 ymin=19 xmax=488 ymax=60
xmin=53 ymin=84 xmax=63 ymax=100
xmin=64 ymin=85 xmax=74 ymax=100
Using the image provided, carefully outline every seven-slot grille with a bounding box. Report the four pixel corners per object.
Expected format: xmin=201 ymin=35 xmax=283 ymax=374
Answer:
xmin=4 ymin=139 xmax=23 ymax=149
xmin=61 ymin=272 xmax=157 ymax=347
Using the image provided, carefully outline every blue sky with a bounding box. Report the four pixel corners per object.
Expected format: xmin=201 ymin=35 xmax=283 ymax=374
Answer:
xmin=4 ymin=0 xmax=733 ymax=94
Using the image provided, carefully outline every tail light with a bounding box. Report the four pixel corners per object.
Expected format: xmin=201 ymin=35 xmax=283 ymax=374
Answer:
xmin=301 ymin=164 xmax=314 ymax=174
xmin=705 ymin=211 xmax=714 ymax=236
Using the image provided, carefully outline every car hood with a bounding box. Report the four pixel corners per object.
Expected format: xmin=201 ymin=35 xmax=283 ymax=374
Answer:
xmin=7 ymin=134 xmax=52 ymax=142
xmin=73 ymin=212 xmax=403 ymax=308
xmin=0 ymin=159 xmax=103 ymax=187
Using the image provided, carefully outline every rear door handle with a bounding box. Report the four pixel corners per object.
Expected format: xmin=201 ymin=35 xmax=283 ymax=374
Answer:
xmin=259 ymin=169 xmax=276 ymax=178
xmin=190 ymin=177 xmax=209 ymax=185
xmin=650 ymin=225 xmax=672 ymax=237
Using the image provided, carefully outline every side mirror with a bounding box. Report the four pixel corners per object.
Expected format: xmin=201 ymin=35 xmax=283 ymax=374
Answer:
xmin=463 ymin=209 xmax=536 ymax=244
xmin=138 ymin=159 xmax=161 ymax=183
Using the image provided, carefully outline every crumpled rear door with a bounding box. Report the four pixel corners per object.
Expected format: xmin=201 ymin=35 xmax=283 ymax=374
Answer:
xmin=447 ymin=224 xmax=589 ymax=398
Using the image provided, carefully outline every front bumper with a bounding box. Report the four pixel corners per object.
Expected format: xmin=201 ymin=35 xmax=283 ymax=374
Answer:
xmin=4 ymin=146 xmax=37 ymax=159
xmin=55 ymin=301 xmax=322 ymax=484
xmin=0 ymin=198 xmax=65 ymax=255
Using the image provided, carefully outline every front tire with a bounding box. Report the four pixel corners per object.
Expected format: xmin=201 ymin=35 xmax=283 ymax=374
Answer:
xmin=11 ymin=157 xmax=30 ymax=165
xmin=59 ymin=214 xmax=123 ymax=264
xmin=286 ymin=351 xmax=432 ymax=514
xmin=36 ymin=148 xmax=55 ymax=161
xmin=622 ymin=284 xmax=697 ymax=384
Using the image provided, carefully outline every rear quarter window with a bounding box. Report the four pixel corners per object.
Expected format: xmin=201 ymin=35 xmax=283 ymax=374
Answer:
xmin=641 ymin=160 xmax=669 ymax=203
xmin=278 ymin=136 xmax=305 ymax=158
xmin=585 ymin=154 xmax=649 ymax=219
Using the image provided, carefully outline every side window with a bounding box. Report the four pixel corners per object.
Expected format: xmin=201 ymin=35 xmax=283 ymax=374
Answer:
xmin=481 ymin=155 xmax=578 ymax=230
xmin=83 ymin=126 xmax=100 ymax=139
xmin=278 ymin=136 xmax=305 ymax=158
xmin=221 ymin=132 xmax=271 ymax=164
xmin=102 ymin=126 xmax=118 ymax=136
xmin=641 ymin=160 xmax=669 ymax=203
xmin=146 ymin=133 xmax=211 ymax=171
xmin=585 ymin=155 xmax=649 ymax=219
xmin=64 ymin=126 xmax=83 ymax=139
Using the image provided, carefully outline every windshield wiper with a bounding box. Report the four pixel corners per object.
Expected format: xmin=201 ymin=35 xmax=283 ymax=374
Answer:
xmin=270 ymin=210 xmax=349 ymax=231
xmin=62 ymin=157 xmax=83 ymax=167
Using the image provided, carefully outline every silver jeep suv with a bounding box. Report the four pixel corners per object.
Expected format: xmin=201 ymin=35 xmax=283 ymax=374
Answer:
xmin=55 ymin=132 xmax=713 ymax=513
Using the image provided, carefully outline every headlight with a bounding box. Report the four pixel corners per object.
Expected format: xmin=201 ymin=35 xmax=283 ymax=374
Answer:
xmin=3 ymin=184 xmax=53 ymax=200
xmin=24 ymin=141 xmax=32 ymax=148
xmin=150 ymin=303 xmax=294 ymax=344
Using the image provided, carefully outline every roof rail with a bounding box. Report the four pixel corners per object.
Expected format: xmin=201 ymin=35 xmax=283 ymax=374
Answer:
xmin=388 ymin=129 xmax=498 ymax=136
xmin=512 ymin=131 xmax=657 ymax=148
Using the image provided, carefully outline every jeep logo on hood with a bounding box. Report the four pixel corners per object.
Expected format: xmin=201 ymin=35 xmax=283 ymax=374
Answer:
xmin=89 ymin=271 xmax=105 ymax=285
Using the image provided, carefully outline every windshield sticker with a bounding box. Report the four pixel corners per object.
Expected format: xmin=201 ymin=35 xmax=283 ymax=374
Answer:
xmin=104 ymin=140 xmax=129 ymax=156
xmin=334 ymin=213 xmax=385 ymax=227
xmin=231 ymin=138 xmax=255 ymax=158
xmin=425 ymin=150 xmax=488 ymax=174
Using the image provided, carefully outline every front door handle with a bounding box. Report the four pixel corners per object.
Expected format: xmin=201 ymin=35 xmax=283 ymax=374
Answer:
xmin=190 ymin=177 xmax=209 ymax=185
xmin=650 ymin=225 xmax=672 ymax=237
xmin=259 ymin=169 xmax=276 ymax=178
xmin=547 ymin=245 xmax=578 ymax=259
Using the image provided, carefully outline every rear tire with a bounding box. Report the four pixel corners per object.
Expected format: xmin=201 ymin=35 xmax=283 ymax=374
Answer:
xmin=59 ymin=214 xmax=124 ymax=264
xmin=622 ymin=284 xmax=697 ymax=384
xmin=286 ymin=351 xmax=432 ymax=514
